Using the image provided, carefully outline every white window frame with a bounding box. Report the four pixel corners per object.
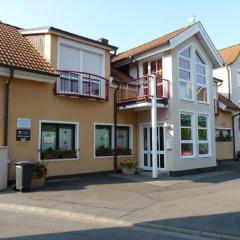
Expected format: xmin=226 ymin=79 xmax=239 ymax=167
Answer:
xmin=195 ymin=49 xmax=209 ymax=104
xmin=178 ymin=44 xmax=194 ymax=101
xmin=180 ymin=111 xmax=196 ymax=158
xmin=38 ymin=120 xmax=80 ymax=161
xmin=197 ymin=113 xmax=211 ymax=157
xmin=237 ymin=69 xmax=240 ymax=88
xmin=94 ymin=123 xmax=133 ymax=159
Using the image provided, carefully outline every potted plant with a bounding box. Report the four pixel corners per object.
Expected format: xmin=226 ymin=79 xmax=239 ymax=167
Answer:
xmin=42 ymin=147 xmax=60 ymax=159
xmin=60 ymin=149 xmax=77 ymax=159
xmin=96 ymin=145 xmax=113 ymax=156
xmin=31 ymin=161 xmax=48 ymax=189
xmin=120 ymin=159 xmax=138 ymax=175
xmin=116 ymin=147 xmax=132 ymax=155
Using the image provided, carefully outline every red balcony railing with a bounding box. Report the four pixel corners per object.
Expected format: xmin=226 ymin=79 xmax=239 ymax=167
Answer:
xmin=117 ymin=75 xmax=169 ymax=104
xmin=55 ymin=70 xmax=109 ymax=101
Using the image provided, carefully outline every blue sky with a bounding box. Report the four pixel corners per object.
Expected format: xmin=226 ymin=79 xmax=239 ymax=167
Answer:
xmin=1 ymin=0 xmax=239 ymax=52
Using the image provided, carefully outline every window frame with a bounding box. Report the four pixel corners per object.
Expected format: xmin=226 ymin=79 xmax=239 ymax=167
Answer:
xmin=215 ymin=128 xmax=232 ymax=142
xmin=94 ymin=123 xmax=133 ymax=159
xmin=38 ymin=120 xmax=79 ymax=161
xmin=195 ymin=49 xmax=209 ymax=104
xmin=197 ymin=113 xmax=211 ymax=157
xmin=178 ymin=44 xmax=194 ymax=101
xmin=180 ymin=111 xmax=196 ymax=158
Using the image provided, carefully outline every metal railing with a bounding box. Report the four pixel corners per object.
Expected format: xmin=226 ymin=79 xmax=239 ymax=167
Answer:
xmin=117 ymin=75 xmax=170 ymax=104
xmin=55 ymin=70 xmax=109 ymax=101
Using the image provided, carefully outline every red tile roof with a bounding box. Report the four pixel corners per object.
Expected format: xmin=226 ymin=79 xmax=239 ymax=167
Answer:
xmin=219 ymin=44 xmax=240 ymax=65
xmin=218 ymin=93 xmax=239 ymax=110
xmin=112 ymin=24 xmax=194 ymax=63
xmin=0 ymin=23 xmax=57 ymax=76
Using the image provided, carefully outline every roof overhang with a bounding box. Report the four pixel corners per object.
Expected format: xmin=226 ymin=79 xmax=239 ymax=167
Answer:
xmin=20 ymin=27 xmax=118 ymax=52
xmin=0 ymin=66 xmax=57 ymax=83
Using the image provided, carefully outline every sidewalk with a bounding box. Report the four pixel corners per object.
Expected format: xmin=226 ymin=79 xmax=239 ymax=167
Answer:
xmin=1 ymin=161 xmax=240 ymax=239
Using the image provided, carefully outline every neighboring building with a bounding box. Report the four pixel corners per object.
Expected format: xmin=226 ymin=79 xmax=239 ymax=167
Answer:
xmin=0 ymin=21 xmax=225 ymax=179
xmin=112 ymin=21 xmax=223 ymax=176
xmin=213 ymin=44 xmax=240 ymax=153
xmin=213 ymin=78 xmax=239 ymax=160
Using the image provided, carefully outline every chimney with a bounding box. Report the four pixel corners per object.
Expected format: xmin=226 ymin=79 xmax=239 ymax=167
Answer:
xmin=98 ymin=38 xmax=109 ymax=45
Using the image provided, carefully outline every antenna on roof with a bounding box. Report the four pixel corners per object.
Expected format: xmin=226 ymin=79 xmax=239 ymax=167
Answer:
xmin=188 ymin=15 xmax=197 ymax=24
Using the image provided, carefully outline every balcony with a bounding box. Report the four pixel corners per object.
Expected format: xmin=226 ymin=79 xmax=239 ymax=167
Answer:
xmin=117 ymin=75 xmax=169 ymax=109
xmin=55 ymin=70 xmax=109 ymax=101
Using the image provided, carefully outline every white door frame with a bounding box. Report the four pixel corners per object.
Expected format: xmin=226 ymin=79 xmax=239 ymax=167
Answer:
xmin=139 ymin=122 xmax=166 ymax=171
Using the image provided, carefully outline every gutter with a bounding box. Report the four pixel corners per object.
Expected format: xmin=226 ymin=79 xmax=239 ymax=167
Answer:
xmin=3 ymin=67 xmax=14 ymax=146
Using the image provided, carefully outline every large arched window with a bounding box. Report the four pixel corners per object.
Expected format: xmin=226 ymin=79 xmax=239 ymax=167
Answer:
xmin=178 ymin=46 xmax=193 ymax=100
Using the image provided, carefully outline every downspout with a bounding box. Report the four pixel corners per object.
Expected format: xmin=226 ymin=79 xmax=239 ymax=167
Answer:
xmin=226 ymin=65 xmax=231 ymax=100
xmin=3 ymin=67 xmax=14 ymax=146
xmin=232 ymin=110 xmax=240 ymax=161
xmin=113 ymin=80 xmax=120 ymax=172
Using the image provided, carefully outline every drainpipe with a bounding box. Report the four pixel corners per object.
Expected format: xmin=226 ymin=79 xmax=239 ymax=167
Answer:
xmin=113 ymin=80 xmax=120 ymax=172
xmin=232 ymin=110 xmax=240 ymax=161
xmin=3 ymin=67 xmax=14 ymax=146
xmin=226 ymin=65 xmax=231 ymax=100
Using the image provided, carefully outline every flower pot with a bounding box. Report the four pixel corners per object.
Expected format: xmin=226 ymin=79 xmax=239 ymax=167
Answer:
xmin=31 ymin=176 xmax=45 ymax=189
xmin=121 ymin=167 xmax=136 ymax=176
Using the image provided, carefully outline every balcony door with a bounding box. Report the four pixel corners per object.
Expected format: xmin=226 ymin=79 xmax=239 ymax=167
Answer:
xmin=143 ymin=59 xmax=162 ymax=77
xmin=140 ymin=124 xmax=166 ymax=171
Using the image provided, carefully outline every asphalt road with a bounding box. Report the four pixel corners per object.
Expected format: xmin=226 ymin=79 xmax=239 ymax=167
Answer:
xmin=0 ymin=211 xmax=189 ymax=240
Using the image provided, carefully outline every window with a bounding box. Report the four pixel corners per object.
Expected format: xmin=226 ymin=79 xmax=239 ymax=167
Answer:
xmin=195 ymin=51 xmax=207 ymax=103
xmin=117 ymin=126 xmax=132 ymax=155
xmin=237 ymin=71 xmax=240 ymax=88
xmin=215 ymin=129 xmax=232 ymax=142
xmin=179 ymin=46 xmax=193 ymax=100
xmin=95 ymin=125 xmax=113 ymax=156
xmin=41 ymin=122 xmax=77 ymax=160
xmin=95 ymin=124 xmax=132 ymax=157
xmin=198 ymin=115 xmax=209 ymax=155
xmin=142 ymin=59 xmax=162 ymax=76
xmin=180 ymin=113 xmax=194 ymax=156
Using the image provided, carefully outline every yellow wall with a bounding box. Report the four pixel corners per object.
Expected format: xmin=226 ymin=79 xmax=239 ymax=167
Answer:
xmin=0 ymin=78 xmax=6 ymax=146
xmin=215 ymin=109 xmax=233 ymax=160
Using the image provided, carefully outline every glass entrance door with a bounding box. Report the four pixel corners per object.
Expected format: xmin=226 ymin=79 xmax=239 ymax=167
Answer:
xmin=141 ymin=124 xmax=165 ymax=170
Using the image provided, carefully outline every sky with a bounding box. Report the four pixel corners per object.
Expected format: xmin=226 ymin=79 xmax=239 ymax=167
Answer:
xmin=0 ymin=0 xmax=239 ymax=52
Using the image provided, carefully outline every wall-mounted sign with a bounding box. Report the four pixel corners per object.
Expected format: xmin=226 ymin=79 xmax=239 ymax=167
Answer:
xmin=16 ymin=118 xmax=31 ymax=129
xmin=16 ymin=129 xmax=31 ymax=142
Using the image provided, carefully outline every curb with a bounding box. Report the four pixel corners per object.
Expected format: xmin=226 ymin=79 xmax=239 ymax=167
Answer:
xmin=0 ymin=203 xmax=239 ymax=240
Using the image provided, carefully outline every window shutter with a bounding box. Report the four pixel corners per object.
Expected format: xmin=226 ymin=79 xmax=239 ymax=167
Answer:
xmin=82 ymin=50 xmax=102 ymax=76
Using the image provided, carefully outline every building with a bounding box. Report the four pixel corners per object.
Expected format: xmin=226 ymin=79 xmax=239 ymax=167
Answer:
xmin=0 ymin=21 xmax=224 ymax=179
xmin=213 ymin=44 xmax=240 ymax=154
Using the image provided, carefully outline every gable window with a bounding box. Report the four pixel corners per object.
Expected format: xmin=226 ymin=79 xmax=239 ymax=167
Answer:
xmin=179 ymin=46 xmax=193 ymax=100
xmin=40 ymin=122 xmax=78 ymax=160
xmin=180 ymin=112 xmax=194 ymax=156
xmin=196 ymin=51 xmax=208 ymax=103
xmin=198 ymin=114 xmax=209 ymax=155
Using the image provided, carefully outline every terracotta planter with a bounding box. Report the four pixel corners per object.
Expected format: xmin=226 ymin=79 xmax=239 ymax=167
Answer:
xmin=121 ymin=168 xmax=136 ymax=176
xmin=31 ymin=177 xmax=45 ymax=189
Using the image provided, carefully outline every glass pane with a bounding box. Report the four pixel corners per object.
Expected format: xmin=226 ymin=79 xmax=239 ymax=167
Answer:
xmin=157 ymin=154 xmax=160 ymax=168
xmin=150 ymin=127 xmax=152 ymax=151
xmin=215 ymin=129 xmax=232 ymax=142
xmin=179 ymin=69 xmax=190 ymax=81
xmin=197 ymin=87 xmax=207 ymax=102
xmin=179 ymin=81 xmax=192 ymax=99
xmin=150 ymin=154 xmax=152 ymax=167
xmin=196 ymin=51 xmax=205 ymax=64
xmin=143 ymin=62 xmax=148 ymax=76
xmin=117 ymin=127 xmax=129 ymax=149
xmin=199 ymin=143 xmax=209 ymax=155
xmin=181 ymin=128 xmax=192 ymax=140
xmin=198 ymin=115 xmax=207 ymax=127
xmin=144 ymin=153 xmax=148 ymax=166
xmin=181 ymin=114 xmax=192 ymax=127
xmin=198 ymin=129 xmax=207 ymax=140
xmin=59 ymin=127 xmax=73 ymax=150
xmin=180 ymin=47 xmax=191 ymax=58
xmin=160 ymin=154 xmax=165 ymax=168
xmin=150 ymin=60 xmax=156 ymax=74
xmin=95 ymin=126 xmax=111 ymax=149
xmin=181 ymin=143 xmax=193 ymax=156
xmin=160 ymin=127 xmax=164 ymax=151
xmin=196 ymin=64 xmax=205 ymax=75
xmin=143 ymin=127 xmax=148 ymax=150
xmin=41 ymin=124 xmax=57 ymax=151
xmin=179 ymin=58 xmax=190 ymax=70
xmin=196 ymin=74 xmax=206 ymax=85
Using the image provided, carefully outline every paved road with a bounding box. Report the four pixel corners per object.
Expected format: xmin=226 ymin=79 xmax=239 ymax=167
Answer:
xmin=0 ymin=211 xmax=189 ymax=240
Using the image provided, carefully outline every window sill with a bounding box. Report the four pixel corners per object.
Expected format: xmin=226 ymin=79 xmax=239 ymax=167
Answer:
xmin=197 ymin=101 xmax=210 ymax=105
xmin=198 ymin=154 xmax=211 ymax=158
xmin=179 ymin=98 xmax=194 ymax=102
xmin=181 ymin=155 xmax=196 ymax=159
xmin=94 ymin=154 xmax=134 ymax=159
xmin=40 ymin=158 xmax=79 ymax=162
